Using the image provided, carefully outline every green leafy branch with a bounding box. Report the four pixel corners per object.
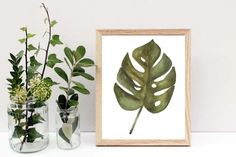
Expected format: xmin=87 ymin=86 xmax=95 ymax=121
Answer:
xmin=7 ymin=3 xmax=63 ymax=152
xmin=7 ymin=53 xmax=24 ymax=94
xmin=41 ymin=3 xmax=63 ymax=78
xmin=54 ymin=46 xmax=94 ymax=144
xmin=55 ymin=46 xmax=94 ymax=110
xmin=8 ymin=102 xmax=46 ymax=150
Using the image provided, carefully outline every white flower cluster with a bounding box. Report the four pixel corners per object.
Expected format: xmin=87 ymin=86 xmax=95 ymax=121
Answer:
xmin=10 ymin=87 xmax=27 ymax=104
xmin=10 ymin=76 xmax=52 ymax=104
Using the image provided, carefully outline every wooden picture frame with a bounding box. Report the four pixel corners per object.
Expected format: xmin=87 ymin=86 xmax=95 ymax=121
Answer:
xmin=96 ymin=29 xmax=191 ymax=146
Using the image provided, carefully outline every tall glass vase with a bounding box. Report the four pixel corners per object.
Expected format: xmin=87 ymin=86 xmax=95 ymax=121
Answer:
xmin=8 ymin=100 xmax=49 ymax=153
xmin=56 ymin=107 xmax=80 ymax=149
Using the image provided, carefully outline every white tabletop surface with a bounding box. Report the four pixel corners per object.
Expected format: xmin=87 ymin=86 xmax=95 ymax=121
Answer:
xmin=0 ymin=132 xmax=235 ymax=157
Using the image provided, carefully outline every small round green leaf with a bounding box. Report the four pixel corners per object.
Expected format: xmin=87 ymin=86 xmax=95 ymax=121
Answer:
xmin=50 ymin=20 xmax=58 ymax=27
xmin=28 ymin=44 xmax=37 ymax=51
xmin=64 ymin=47 xmax=74 ymax=65
xmin=54 ymin=67 xmax=68 ymax=82
xmin=72 ymin=86 xmax=90 ymax=95
xmin=27 ymin=33 xmax=36 ymax=39
xmin=68 ymin=99 xmax=78 ymax=107
xmin=74 ymin=46 xmax=86 ymax=61
xmin=18 ymin=38 xmax=26 ymax=44
xmin=70 ymin=94 xmax=78 ymax=101
xmin=79 ymin=58 xmax=94 ymax=67
xmin=72 ymin=81 xmax=85 ymax=88
xmin=78 ymin=72 xmax=94 ymax=80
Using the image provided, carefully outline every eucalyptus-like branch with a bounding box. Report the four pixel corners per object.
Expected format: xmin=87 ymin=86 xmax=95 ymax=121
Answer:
xmin=41 ymin=3 xmax=52 ymax=79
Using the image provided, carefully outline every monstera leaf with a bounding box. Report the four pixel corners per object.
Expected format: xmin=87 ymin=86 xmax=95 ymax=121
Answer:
xmin=114 ymin=40 xmax=176 ymax=134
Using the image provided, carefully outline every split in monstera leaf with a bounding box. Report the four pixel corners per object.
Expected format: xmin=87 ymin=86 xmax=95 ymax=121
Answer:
xmin=114 ymin=40 xmax=176 ymax=134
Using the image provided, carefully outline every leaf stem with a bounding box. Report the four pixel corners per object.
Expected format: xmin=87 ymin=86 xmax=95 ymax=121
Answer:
xmin=19 ymin=111 xmax=28 ymax=150
xmin=65 ymin=61 xmax=79 ymax=108
xmin=24 ymin=29 xmax=28 ymax=90
xmin=65 ymin=72 xmax=73 ymax=109
xmin=129 ymin=106 xmax=143 ymax=134
xmin=41 ymin=3 xmax=52 ymax=79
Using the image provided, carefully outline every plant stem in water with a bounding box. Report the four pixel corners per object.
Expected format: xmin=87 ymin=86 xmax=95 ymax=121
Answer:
xmin=20 ymin=29 xmax=29 ymax=151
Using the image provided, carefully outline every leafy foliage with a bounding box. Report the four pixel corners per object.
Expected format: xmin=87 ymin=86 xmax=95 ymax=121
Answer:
xmin=8 ymin=103 xmax=46 ymax=143
xmin=20 ymin=27 xmax=27 ymax=32
xmin=50 ymin=20 xmax=58 ymax=27
xmin=55 ymin=45 xmax=94 ymax=145
xmin=7 ymin=3 xmax=63 ymax=151
xmin=43 ymin=77 xmax=58 ymax=86
xmin=16 ymin=50 xmax=24 ymax=58
xmin=27 ymin=33 xmax=36 ymax=39
xmin=7 ymin=53 xmax=24 ymax=94
xmin=55 ymin=46 xmax=94 ymax=110
xmin=59 ymin=116 xmax=79 ymax=144
xmin=47 ymin=53 xmax=62 ymax=68
xmin=64 ymin=47 xmax=74 ymax=65
xmin=114 ymin=40 xmax=176 ymax=134
xmin=51 ymin=34 xmax=63 ymax=46
xmin=27 ymin=128 xmax=43 ymax=143
xmin=79 ymin=58 xmax=94 ymax=67
xmin=18 ymin=38 xmax=26 ymax=43
xmin=12 ymin=125 xmax=25 ymax=138
xmin=27 ymin=113 xmax=45 ymax=126
xmin=75 ymin=46 xmax=85 ymax=59
xmin=78 ymin=72 xmax=94 ymax=80
xmin=54 ymin=67 xmax=68 ymax=82
xmin=28 ymin=56 xmax=42 ymax=80
xmin=28 ymin=44 xmax=37 ymax=51
xmin=8 ymin=109 xmax=25 ymax=124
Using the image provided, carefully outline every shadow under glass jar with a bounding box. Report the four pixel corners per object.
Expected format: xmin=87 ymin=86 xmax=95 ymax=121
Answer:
xmin=56 ymin=107 xmax=80 ymax=149
xmin=8 ymin=100 xmax=49 ymax=153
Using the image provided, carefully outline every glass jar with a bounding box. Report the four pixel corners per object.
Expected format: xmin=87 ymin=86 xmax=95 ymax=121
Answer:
xmin=8 ymin=100 xmax=49 ymax=153
xmin=56 ymin=107 xmax=80 ymax=149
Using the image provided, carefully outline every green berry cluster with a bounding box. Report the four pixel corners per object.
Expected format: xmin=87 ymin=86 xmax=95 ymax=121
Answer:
xmin=31 ymin=78 xmax=52 ymax=102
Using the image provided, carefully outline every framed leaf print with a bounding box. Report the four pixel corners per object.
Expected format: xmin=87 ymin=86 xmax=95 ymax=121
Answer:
xmin=96 ymin=29 xmax=191 ymax=146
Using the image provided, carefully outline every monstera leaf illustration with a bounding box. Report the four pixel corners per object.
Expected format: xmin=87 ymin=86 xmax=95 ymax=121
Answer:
xmin=114 ymin=40 xmax=176 ymax=134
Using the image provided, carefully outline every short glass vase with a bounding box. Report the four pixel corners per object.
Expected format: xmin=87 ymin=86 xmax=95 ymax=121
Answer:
xmin=8 ymin=100 xmax=49 ymax=153
xmin=56 ymin=106 xmax=80 ymax=149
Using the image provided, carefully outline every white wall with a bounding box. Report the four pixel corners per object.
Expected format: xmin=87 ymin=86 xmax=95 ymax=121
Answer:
xmin=0 ymin=0 xmax=236 ymax=132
